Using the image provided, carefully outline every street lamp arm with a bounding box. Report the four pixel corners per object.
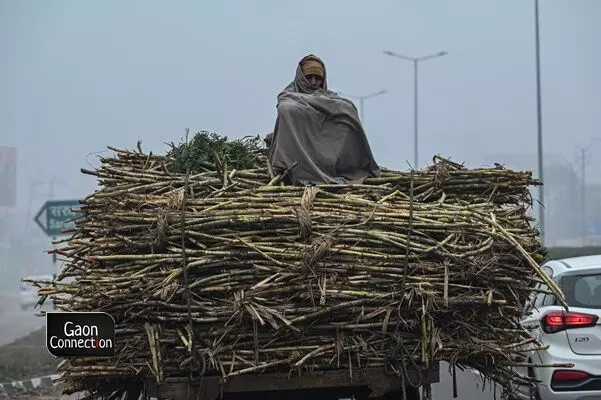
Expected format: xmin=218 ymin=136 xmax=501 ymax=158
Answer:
xmin=384 ymin=50 xmax=448 ymax=63
xmin=338 ymin=92 xmax=361 ymax=100
xmin=383 ymin=50 xmax=416 ymax=61
xmin=337 ymin=92 xmax=357 ymax=99
xmin=362 ymin=89 xmax=388 ymax=100
xmin=338 ymin=90 xmax=387 ymax=100
xmin=416 ymin=51 xmax=448 ymax=62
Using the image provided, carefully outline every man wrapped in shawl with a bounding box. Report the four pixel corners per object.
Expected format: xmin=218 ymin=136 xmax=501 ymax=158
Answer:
xmin=267 ymin=54 xmax=381 ymax=185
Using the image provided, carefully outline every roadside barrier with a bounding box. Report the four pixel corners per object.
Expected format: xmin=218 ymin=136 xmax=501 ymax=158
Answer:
xmin=0 ymin=374 xmax=59 ymax=397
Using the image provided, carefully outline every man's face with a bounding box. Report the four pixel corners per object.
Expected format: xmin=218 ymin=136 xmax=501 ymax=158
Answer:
xmin=305 ymin=74 xmax=323 ymax=89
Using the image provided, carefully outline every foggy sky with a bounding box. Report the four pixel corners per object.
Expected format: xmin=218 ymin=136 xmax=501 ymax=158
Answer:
xmin=1 ymin=0 xmax=600 ymax=212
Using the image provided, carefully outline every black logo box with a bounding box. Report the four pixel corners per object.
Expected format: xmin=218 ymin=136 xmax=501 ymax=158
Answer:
xmin=46 ymin=312 xmax=115 ymax=357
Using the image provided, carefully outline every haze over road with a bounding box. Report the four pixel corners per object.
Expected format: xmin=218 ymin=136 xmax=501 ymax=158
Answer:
xmin=0 ymin=291 xmax=46 ymax=347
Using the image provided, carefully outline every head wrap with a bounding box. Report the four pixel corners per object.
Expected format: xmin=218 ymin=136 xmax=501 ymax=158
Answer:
xmin=283 ymin=54 xmax=329 ymax=94
xmin=301 ymin=57 xmax=324 ymax=78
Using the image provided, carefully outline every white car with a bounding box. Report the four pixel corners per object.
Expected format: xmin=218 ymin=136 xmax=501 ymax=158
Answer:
xmin=20 ymin=274 xmax=57 ymax=311
xmin=513 ymin=255 xmax=601 ymax=400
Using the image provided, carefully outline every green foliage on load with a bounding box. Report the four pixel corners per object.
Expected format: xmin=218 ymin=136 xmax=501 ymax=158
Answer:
xmin=167 ymin=131 xmax=263 ymax=173
xmin=546 ymin=246 xmax=601 ymax=260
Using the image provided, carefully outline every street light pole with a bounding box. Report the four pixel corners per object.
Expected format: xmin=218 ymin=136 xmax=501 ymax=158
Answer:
xmin=338 ymin=89 xmax=388 ymax=125
xmin=383 ymin=50 xmax=447 ymax=170
xmin=534 ymin=0 xmax=546 ymax=244
xmin=413 ymin=60 xmax=419 ymax=172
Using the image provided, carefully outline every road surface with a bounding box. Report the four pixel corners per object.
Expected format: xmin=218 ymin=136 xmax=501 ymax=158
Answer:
xmin=432 ymin=363 xmax=502 ymax=399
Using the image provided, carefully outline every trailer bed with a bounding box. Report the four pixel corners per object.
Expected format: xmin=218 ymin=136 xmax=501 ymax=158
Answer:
xmin=145 ymin=364 xmax=440 ymax=400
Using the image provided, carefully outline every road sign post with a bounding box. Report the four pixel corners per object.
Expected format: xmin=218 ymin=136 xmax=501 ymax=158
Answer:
xmin=34 ymin=200 xmax=82 ymax=237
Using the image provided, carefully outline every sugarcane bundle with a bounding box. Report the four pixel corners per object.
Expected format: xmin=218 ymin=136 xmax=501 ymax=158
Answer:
xmin=39 ymin=133 xmax=560 ymax=399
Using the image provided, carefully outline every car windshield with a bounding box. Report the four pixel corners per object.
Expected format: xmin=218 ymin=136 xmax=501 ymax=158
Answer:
xmin=562 ymin=272 xmax=601 ymax=309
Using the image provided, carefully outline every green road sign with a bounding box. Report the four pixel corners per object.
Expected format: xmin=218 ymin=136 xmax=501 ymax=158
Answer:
xmin=34 ymin=200 xmax=82 ymax=236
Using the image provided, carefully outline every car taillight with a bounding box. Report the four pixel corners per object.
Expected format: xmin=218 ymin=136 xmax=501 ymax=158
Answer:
xmin=542 ymin=311 xmax=599 ymax=333
xmin=552 ymin=370 xmax=591 ymax=382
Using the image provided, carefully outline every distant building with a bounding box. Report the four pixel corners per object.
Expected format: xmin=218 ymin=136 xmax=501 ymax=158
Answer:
xmin=479 ymin=151 xmax=601 ymax=185
xmin=476 ymin=153 xmax=562 ymax=172
xmin=476 ymin=153 xmax=587 ymax=247
xmin=0 ymin=146 xmax=17 ymax=208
